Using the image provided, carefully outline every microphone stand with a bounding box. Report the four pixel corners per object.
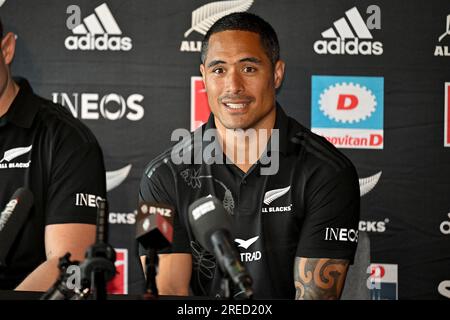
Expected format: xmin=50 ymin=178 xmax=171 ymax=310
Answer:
xmin=217 ymin=268 xmax=254 ymax=300
xmin=143 ymin=248 xmax=159 ymax=299
xmin=211 ymin=231 xmax=253 ymax=300
xmin=41 ymin=199 xmax=116 ymax=300
xmin=80 ymin=199 xmax=116 ymax=300
xmin=219 ymin=273 xmax=232 ymax=300
xmin=40 ymin=253 xmax=81 ymax=300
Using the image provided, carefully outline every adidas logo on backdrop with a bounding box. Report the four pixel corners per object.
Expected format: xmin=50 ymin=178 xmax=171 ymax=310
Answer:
xmin=65 ymin=3 xmax=132 ymax=51
xmin=314 ymin=6 xmax=383 ymax=56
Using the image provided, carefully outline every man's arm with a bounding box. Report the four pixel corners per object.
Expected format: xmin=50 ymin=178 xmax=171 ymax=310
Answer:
xmin=15 ymin=223 xmax=95 ymax=292
xmin=155 ymin=253 xmax=192 ymax=296
xmin=294 ymin=257 xmax=349 ymax=300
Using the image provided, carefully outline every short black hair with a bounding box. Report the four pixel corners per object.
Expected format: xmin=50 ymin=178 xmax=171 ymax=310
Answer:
xmin=0 ymin=17 xmax=3 ymax=39
xmin=201 ymin=12 xmax=280 ymax=66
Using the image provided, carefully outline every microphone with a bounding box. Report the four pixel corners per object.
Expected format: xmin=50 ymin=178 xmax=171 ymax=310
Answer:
xmin=188 ymin=196 xmax=253 ymax=299
xmin=136 ymin=202 xmax=174 ymax=250
xmin=136 ymin=202 xmax=174 ymax=298
xmin=0 ymin=188 xmax=34 ymax=267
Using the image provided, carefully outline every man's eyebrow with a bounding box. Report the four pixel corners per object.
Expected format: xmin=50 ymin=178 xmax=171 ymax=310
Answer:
xmin=207 ymin=60 xmax=226 ymax=68
xmin=239 ymin=57 xmax=262 ymax=64
xmin=206 ymin=57 xmax=262 ymax=68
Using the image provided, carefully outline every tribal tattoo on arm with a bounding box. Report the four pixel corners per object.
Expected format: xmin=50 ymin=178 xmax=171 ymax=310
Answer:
xmin=294 ymin=257 xmax=349 ymax=300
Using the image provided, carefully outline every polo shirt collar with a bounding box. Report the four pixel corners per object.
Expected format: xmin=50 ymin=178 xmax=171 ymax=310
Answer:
xmin=203 ymin=103 xmax=290 ymax=156
xmin=3 ymin=78 xmax=39 ymax=129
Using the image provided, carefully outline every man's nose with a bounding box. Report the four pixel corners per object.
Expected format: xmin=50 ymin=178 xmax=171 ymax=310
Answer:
xmin=224 ymin=69 xmax=244 ymax=94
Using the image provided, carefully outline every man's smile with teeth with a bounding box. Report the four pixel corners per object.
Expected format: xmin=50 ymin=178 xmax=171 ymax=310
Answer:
xmin=225 ymin=103 xmax=246 ymax=109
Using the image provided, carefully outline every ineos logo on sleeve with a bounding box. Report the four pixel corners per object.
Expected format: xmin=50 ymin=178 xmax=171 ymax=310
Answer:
xmin=75 ymin=193 xmax=103 ymax=208
xmin=324 ymin=227 xmax=359 ymax=242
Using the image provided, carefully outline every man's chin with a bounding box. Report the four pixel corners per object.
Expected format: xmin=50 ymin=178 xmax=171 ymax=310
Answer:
xmin=222 ymin=121 xmax=251 ymax=131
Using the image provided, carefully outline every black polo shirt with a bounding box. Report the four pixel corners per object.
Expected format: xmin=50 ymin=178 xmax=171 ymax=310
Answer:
xmin=0 ymin=78 xmax=106 ymax=289
xmin=139 ymin=105 xmax=360 ymax=299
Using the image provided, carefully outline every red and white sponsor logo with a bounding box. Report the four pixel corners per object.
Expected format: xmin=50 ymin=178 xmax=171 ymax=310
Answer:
xmin=191 ymin=76 xmax=211 ymax=131
xmin=445 ymin=83 xmax=450 ymax=147
xmin=312 ymin=128 xmax=384 ymax=149
xmin=319 ymin=83 xmax=376 ymax=124
xmin=369 ymin=263 xmax=397 ymax=283
xmin=313 ymin=81 xmax=383 ymax=149
xmin=107 ymin=248 xmax=128 ymax=294
xmin=368 ymin=263 xmax=398 ymax=299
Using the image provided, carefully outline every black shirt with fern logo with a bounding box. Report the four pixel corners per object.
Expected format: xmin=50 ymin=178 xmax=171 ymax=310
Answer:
xmin=0 ymin=78 xmax=106 ymax=289
xmin=139 ymin=105 xmax=360 ymax=299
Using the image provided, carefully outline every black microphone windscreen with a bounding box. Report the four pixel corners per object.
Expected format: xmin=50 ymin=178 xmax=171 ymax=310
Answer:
xmin=0 ymin=187 xmax=34 ymax=231
xmin=11 ymin=187 xmax=34 ymax=211
xmin=0 ymin=187 xmax=34 ymax=266
xmin=188 ymin=196 xmax=233 ymax=253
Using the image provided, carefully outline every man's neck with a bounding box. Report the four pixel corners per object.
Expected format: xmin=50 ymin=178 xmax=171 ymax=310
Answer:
xmin=0 ymin=78 xmax=19 ymax=118
xmin=215 ymin=108 xmax=276 ymax=173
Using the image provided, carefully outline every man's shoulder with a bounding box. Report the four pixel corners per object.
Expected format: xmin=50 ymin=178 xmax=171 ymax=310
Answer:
xmin=286 ymin=116 xmax=355 ymax=174
xmin=34 ymin=95 xmax=100 ymax=146
xmin=142 ymin=129 xmax=197 ymax=181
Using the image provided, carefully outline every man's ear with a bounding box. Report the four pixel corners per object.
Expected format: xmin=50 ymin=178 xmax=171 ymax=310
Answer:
xmin=199 ymin=64 xmax=206 ymax=91
xmin=1 ymin=32 xmax=16 ymax=65
xmin=273 ymin=60 xmax=285 ymax=89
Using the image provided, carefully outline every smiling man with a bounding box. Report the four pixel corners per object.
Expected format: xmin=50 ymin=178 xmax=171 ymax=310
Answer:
xmin=139 ymin=12 xmax=360 ymax=299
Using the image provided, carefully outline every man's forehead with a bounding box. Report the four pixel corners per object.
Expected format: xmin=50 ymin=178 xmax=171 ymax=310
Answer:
xmin=208 ymin=30 xmax=261 ymax=47
xmin=204 ymin=30 xmax=267 ymax=63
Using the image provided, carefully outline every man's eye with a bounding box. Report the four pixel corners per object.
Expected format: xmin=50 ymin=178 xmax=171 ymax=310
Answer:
xmin=243 ymin=66 xmax=256 ymax=73
xmin=213 ymin=68 xmax=224 ymax=74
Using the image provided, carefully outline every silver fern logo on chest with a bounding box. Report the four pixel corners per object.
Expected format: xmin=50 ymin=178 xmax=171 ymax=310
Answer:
xmin=261 ymin=186 xmax=293 ymax=213
xmin=0 ymin=145 xmax=32 ymax=169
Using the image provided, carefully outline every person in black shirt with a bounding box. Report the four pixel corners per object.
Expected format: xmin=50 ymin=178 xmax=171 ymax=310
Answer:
xmin=0 ymin=18 xmax=106 ymax=291
xmin=139 ymin=13 xmax=360 ymax=299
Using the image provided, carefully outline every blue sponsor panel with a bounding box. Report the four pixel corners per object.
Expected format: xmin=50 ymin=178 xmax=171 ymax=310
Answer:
xmin=370 ymin=283 xmax=398 ymax=300
xmin=311 ymin=75 xmax=384 ymax=149
xmin=368 ymin=263 xmax=398 ymax=300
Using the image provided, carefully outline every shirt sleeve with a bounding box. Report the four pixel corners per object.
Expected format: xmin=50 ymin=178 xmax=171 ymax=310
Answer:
xmin=139 ymin=162 xmax=191 ymax=254
xmin=45 ymin=141 xmax=106 ymax=225
xmin=296 ymin=165 xmax=360 ymax=264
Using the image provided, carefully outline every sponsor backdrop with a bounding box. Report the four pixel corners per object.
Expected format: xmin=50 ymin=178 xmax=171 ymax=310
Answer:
xmin=1 ymin=0 xmax=450 ymax=299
